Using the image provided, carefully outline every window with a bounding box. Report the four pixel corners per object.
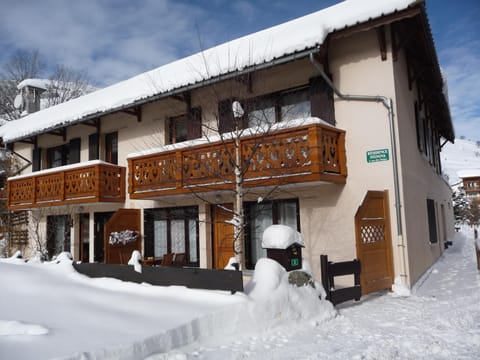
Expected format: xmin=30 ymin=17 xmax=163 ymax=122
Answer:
xmin=245 ymin=199 xmax=299 ymax=269
xmin=414 ymin=102 xmax=424 ymax=152
xmin=105 ymin=132 xmax=118 ymax=165
xmin=47 ymin=145 xmax=65 ymax=168
xmin=169 ymin=114 xmax=188 ymax=143
xmin=144 ymin=206 xmax=199 ymax=267
xmin=45 ymin=138 xmax=81 ymax=169
xmin=426 ymin=199 xmax=438 ymax=244
xmin=46 ymin=215 xmax=71 ymax=259
xmin=168 ymin=107 xmax=202 ymax=144
xmin=218 ymin=76 xmax=334 ymax=133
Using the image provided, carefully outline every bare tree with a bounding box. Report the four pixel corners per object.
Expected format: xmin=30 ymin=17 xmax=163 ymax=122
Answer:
xmin=45 ymin=65 xmax=91 ymax=107
xmin=0 ymin=49 xmax=92 ymax=120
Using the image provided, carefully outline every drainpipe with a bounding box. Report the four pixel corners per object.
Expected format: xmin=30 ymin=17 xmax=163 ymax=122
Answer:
xmin=309 ymin=53 xmax=408 ymax=284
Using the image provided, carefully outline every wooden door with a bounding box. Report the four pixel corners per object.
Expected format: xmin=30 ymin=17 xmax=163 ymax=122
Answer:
xmin=355 ymin=190 xmax=394 ymax=295
xmin=212 ymin=204 xmax=235 ymax=269
xmin=104 ymin=209 xmax=141 ymax=265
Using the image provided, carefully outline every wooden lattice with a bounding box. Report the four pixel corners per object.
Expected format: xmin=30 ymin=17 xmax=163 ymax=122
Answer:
xmin=360 ymin=224 xmax=385 ymax=244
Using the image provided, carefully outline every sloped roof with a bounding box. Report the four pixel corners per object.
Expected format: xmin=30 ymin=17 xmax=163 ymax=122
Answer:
xmin=458 ymin=169 xmax=480 ymax=179
xmin=0 ymin=0 xmax=419 ymax=143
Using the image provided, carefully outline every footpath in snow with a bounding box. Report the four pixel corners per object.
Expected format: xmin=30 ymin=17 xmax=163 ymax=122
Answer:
xmin=158 ymin=228 xmax=480 ymax=359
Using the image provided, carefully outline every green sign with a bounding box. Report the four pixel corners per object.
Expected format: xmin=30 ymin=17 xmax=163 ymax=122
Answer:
xmin=366 ymin=149 xmax=389 ymax=163
xmin=291 ymin=258 xmax=299 ymax=267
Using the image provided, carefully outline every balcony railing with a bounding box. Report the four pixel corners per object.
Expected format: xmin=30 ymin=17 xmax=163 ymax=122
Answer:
xmin=7 ymin=161 xmax=126 ymax=210
xmin=128 ymin=122 xmax=347 ymax=199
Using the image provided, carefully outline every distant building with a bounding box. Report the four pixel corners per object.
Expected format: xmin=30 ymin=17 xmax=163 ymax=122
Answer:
xmin=458 ymin=170 xmax=480 ymax=199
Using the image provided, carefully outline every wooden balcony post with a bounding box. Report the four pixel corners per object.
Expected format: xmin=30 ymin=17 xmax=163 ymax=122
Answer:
xmin=338 ymin=131 xmax=348 ymax=177
xmin=307 ymin=125 xmax=324 ymax=175
xmin=33 ymin=177 xmax=37 ymax=205
xmin=94 ymin=164 xmax=101 ymax=201
xmin=175 ymin=151 xmax=183 ymax=190
xmin=120 ymin=167 xmax=126 ymax=201
xmin=127 ymin=159 xmax=133 ymax=195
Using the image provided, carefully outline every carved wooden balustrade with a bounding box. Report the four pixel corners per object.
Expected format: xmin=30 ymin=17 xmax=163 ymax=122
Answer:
xmin=129 ymin=123 xmax=346 ymax=199
xmin=8 ymin=161 xmax=126 ymax=210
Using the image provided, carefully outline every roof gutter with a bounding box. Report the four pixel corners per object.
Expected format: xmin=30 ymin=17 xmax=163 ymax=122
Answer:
xmin=5 ymin=47 xmax=322 ymax=144
xmin=309 ymin=53 xmax=408 ymax=285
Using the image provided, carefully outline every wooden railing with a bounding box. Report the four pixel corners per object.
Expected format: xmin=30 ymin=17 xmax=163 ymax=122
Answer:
xmin=7 ymin=161 xmax=126 ymax=210
xmin=128 ymin=123 xmax=346 ymax=199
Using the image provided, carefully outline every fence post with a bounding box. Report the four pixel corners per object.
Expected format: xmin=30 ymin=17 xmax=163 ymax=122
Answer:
xmin=320 ymin=254 xmax=330 ymax=300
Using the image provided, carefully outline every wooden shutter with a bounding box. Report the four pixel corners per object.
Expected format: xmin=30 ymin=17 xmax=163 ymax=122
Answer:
xmin=32 ymin=147 xmax=42 ymax=171
xmin=188 ymin=107 xmax=202 ymax=140
xmin=426 ymin=199 xmax=438 ymax=243
xmin=143 ymin=209 xmax=154 ymax=258
xmin=218 ymin=99 xmax=234 ymax=133
xmin=89 ymin=133 xmax=99 ymax=160
xmin=105 ymin=132 xmax=118 ymax=165
xmin=310 ymin=76 xmax=335 ymax=125
xmin=68 ymin=138 xmax=81 ymax=164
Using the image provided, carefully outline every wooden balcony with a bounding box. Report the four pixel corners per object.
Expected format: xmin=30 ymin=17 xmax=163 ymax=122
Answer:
xmin=7 ymin=161 xmax=126 ymax=210
xmin=128 ymin=122 xmax=347 ymax=199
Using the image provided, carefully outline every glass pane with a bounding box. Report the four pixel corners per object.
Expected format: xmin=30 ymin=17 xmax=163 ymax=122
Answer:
xmin=188 ymin=219 xmax=197 ymax=263
xmin=171 ymin=220 xmax=185 ymax=253
xmin=249 ymin=203 xmax=272 ymax=267
xmin=173 ymin=116 xmax=188 ymax=143
xmin=154 ymin=220 xmax=168 ymax=257
xmin=281 ymin=90 xmax=310 ymax=122
xmin=277 ymin=201 xmax=298 ymax=230
xmin=248 ymin=107 xmax=276 ymax=128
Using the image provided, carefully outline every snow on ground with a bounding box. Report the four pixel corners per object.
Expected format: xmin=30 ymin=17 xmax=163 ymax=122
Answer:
xmin=1 ymin=228 xmax=480 ymax=359
xmin=157 ymin=227 xmax=480 ymax=359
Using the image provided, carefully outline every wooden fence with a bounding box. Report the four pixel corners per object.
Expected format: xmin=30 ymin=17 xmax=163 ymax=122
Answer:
xmin=73 ymin=262 xmax=244 ymax=294
xmin=320 ymin=254 xmax=361 ymax=305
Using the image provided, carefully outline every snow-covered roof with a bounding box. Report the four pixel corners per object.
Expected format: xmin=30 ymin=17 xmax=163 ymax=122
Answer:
xmin=17 ymin=79 xmax=50 ymax=91
xmin=458 ymin=169 xmax=480 ymax=179
xmin=0 ymin=0 xmax=417 ymax=143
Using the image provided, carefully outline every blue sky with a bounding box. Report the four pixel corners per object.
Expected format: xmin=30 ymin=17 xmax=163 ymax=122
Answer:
xmin=0 ymin=0 xmax=478 ymax=141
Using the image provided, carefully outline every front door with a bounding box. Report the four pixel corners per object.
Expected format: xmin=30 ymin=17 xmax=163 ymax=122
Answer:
xmin=94 ymin=212 xmax=114 ymax=262
xmin=212 ymin=204 xmax=235 ymax=269
xmin=355 ymin=190 xmax=394 ymax=295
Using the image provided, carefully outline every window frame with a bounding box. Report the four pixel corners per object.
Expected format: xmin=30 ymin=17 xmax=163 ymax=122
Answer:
xmin=143 ymin=206 xmax=199 ymax=267
xmin=245 ymin=198 xmax=300 ymax=270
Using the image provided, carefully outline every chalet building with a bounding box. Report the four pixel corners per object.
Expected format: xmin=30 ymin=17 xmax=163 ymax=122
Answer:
xmin=458 ymin=170 xmax=480 ymax=199
xmin=0 ymin=0 xmax=455 ymax=293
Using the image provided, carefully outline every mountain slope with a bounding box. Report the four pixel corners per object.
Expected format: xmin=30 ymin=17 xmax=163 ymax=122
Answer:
xmin=441 ymin=138 xmax=480 ymax=185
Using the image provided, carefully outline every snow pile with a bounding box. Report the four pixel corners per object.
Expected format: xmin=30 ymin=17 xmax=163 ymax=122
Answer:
xmin=261 ymin=224 xmax=304 ymax=249
xmin=128 ymin=250 xmax=142 ymax=273
xmin=0 ymin=320 xmax=49 ymax=336
xmin=245 ymin=258 xmax=336 ymax=327
xmin=0 ymin=250 xmax=25 ymax=264
xmin=391 ymin=276 xmax=411 ymax=297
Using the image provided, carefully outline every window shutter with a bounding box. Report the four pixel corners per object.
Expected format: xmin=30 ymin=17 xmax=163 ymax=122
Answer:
xmin=143 ymin=209 xmax=154 ymax=258
xmin=310 ymin=76 xmax=335 ymax=125
xmin=68 ymin=138 xmax=81 ymax=164
xmin=426 ymin=199 xmax=438 ymax=243
xmin=32 ymin=147 xmax=42 ymax=172
xmin=89 ymin=133 xmax=99 ymax=160
xmin=218 ymin=99 xmax=234 ymax=133
xmin=188 ymin=107 xmax=202 ymax=140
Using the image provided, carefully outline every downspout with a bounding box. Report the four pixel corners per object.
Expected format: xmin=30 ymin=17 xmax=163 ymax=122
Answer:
xmin=309 ymin=53 xmax=408 ymax=285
